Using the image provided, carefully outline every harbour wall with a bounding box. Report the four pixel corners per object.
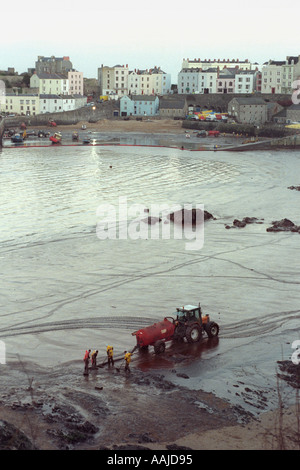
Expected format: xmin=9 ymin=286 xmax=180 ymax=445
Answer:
xmin=182 ymin=120 xmax=299 ymax=139
xmin=222 ymin=133 xmax=300 ymax=151
xmin=3 ymin=100 xmax=120 ymax=128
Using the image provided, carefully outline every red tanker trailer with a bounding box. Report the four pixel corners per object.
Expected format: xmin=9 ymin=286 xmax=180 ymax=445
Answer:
xmin=132 ymin=303 xmax=219 ymax=354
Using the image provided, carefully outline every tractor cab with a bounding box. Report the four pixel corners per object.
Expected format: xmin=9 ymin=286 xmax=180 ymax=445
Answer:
xmin=175 ymin=304 xmax=203 ymax=325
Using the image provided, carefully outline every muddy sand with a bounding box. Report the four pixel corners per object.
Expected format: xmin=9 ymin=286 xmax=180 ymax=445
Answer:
xmin=0 ymin=351 xmax=299 ymax=451
xmin=28 ymin=118 xmax=251 ymax=148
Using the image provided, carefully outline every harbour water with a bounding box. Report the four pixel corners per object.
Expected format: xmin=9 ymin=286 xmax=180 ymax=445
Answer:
xmin=0 ymin=139 xmax=299 ymax=411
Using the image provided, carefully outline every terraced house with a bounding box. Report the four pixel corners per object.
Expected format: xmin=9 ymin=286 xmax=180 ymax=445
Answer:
xmin=30 ymin=72 xmax=69 ymax=95
xmin=261 ymin=56 xmax=300 ymax=94
xmin=178 ymin=68 xmax=218 ymax=94
xmin=98 ymin=64 xmax=171 ymax=98
xmin=128 ymin=67 xmax=171 ymax=95
xmin=98 ymin=64 xmax=129 ymax=98
xmin=0 ymin=93 xmax=39 ymax=115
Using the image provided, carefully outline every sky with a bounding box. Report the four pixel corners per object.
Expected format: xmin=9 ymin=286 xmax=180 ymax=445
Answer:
xmin=1 ymin=0 xmax=299 ymax=83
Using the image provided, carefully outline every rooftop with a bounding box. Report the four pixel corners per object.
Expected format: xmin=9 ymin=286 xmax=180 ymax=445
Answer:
xmin=34 ymin=72 xmax=68 ymax=79
xmin=230 ymin=97 xmax=267 ymax=105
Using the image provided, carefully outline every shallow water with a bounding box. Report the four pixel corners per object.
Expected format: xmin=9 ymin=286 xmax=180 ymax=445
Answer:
xmin=0 ymin=139 xmax=299 ymax=411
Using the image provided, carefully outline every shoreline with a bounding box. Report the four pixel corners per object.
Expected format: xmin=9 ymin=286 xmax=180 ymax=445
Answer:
xmin=1 ymin=357 xmax=299 ymax=451
xmin=4 ymin=118 xmax=254 ymax=151
xmin=20 ymin=119 xmax=300 ymax=150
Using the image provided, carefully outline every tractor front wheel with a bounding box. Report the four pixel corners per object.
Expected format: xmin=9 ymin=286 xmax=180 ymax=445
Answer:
xmin=205 ymin=321 xmax=219 ymax=338
xmin=186 ymin=324 xmax=202 ymax=343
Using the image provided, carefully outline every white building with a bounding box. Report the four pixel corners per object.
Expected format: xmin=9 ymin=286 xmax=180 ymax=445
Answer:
xmin=182 ymin=58 xmax=253 ymax=71
xmin=261 ymin=60 xmax=284 ymax=94
xmin=30 ymin=72 xmax=69 ymax=95
xmin=99 ymin=64 xmax=171 ymax=98
xmin=39 ymin=94 xmax=86 ymax=114
xmin=178 ymin=68 xmax=218 ymax=94
xmin=261 ymin=56 xmax=300 ymax=94
xmin=98 ymin=64 xmax=129 ymax=98
xmin=281 ymin=56 xmax=300 ymax=94
xmin=1 ymin=93 xmax=39 ymax=115
xmin=128 ymin=67 xmax=170 ymax=95
xmin=235 ymin=70 xmax=258 ymax=93
xmin=68 ymin=70 xmax=84 ymax=96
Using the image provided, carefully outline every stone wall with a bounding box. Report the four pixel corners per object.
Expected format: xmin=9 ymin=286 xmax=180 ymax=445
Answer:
xmin=182 ymin=120 xmax=298 ymax=138
xmin=4 ymin=100 xmax=120 ymax=127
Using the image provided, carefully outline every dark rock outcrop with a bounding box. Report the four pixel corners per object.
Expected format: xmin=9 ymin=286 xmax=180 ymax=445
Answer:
xmin=0 ymin=419 xmax=37 ymax=450
xmin=225 ymin=217 xmax=263 ymax=229
xmin=266 ymin=218 xmax=300 ymax=233
xmin=167 ymin=208 xmax=215 ymax=226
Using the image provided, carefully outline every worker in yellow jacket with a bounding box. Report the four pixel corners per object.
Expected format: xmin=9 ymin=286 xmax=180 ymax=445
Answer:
xmin=107 ymin=345 xmax=114 ymax=367
xmin=124 ymin=351 xmax=131 ymax=372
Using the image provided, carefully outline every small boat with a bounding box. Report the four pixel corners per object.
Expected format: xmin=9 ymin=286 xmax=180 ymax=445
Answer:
xmin=49 ymin=132 xmax=62 ymax=144
xmin=72 ymin=131 xmax=79 ymax=141
xmin=11 ymin=133 xmax=23 ymax=143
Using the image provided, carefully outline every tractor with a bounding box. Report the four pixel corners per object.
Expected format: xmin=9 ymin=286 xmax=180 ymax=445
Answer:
xmin=132 ymin=303 xmax=219 ymax=354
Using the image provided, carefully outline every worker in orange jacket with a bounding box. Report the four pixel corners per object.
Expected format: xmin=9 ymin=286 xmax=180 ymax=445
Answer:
xmin=83 ymin=349 xmax=91 ymax=375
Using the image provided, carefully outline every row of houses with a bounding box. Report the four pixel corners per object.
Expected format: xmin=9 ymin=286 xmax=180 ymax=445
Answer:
xmin=98 ymin=64 xmax=171 ymax=98
xmin=30 ymin=70 xmax=84 ymax=96
xmin=2 ymin=90 xmax=300 ymax=125
xmin=178 ymin=56 xmax=300 ymax=95
xmin=178 ymin=68 xmax=261 ymax=94
xmin=97 ymin=56 xmax=300 ymax=99
xmin=119 ymin=95 xmax=269 ymax=122
xmin=0 ymin=56 xmax=86 ymax=116
xmin=119 ymin=94 xmax=300 ymax=125
xmin=0 ymin=93 xmax=87 ymax=115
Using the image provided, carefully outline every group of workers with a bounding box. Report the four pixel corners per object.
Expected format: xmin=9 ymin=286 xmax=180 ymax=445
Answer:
xmin=83 ymin=345 xmax=132 ymax=375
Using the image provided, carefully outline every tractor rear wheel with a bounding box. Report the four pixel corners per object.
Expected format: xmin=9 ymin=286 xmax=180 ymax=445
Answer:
xmin=205 ymin=321 xmax=219 ymax=338
xmin=186 ymin=324 xmax=202 ymax=343
xmin=154 ymin=340 xmax=166 ymax=354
